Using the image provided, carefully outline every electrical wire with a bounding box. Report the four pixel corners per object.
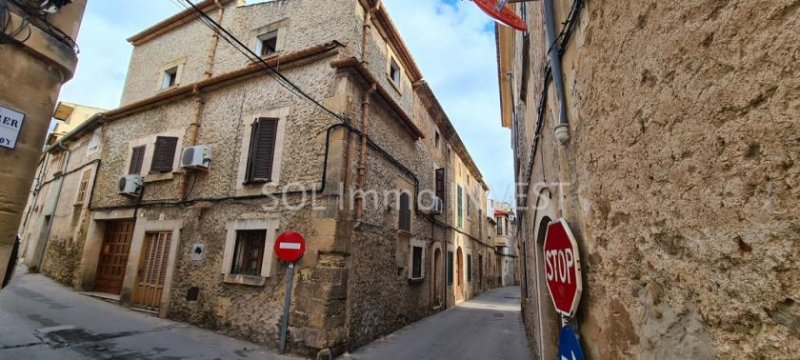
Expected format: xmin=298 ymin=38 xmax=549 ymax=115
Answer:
xmin=172 ymin=0 xmax=349 ymax=123
xmin=3 ymin=0 xmax=77 ymax=51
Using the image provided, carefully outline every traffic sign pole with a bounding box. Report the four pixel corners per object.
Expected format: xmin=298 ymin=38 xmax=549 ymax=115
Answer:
xmin=279 ymin=262 xmax=295 ymax=354
xmin=274 ymin=231 xmax=306 ymax=355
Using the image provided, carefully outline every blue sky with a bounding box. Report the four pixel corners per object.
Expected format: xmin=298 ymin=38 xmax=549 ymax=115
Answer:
xmin=58 ymin=0 xmax=514 ymax=202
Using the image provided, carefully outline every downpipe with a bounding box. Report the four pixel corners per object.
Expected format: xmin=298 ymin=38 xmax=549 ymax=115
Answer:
xmin=544 ymin=0 xmax=570 ymax=144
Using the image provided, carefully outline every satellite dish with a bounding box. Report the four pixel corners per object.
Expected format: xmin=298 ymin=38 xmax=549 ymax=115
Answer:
xmin=472 ymin=0 xmax=527 ymax=32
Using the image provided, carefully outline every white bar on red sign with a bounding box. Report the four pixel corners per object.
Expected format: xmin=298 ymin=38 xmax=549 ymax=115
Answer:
xmin=279 ymin=243 xmax=301 ymax=250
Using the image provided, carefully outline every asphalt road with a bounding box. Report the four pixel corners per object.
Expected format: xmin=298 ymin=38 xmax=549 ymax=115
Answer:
xmin=0 ymin=267 xmax=296 ymax=360
xmin=340 ymin=286 xmax=532 ymax=360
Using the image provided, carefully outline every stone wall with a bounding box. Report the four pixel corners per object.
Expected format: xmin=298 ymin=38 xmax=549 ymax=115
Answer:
xmin=512 ymin=0 xmax=800 ymax=359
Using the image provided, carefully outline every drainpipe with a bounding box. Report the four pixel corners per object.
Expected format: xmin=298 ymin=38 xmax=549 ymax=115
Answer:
xmin=179 ymin=2 xmax=223 ymax=200
xmin=544 ymin=0 xmax=570 ymax=144
xmin=354 ymin=0 xmax=381 ymax=221
xmin=33 ymin=141 xmax=70 ymax=270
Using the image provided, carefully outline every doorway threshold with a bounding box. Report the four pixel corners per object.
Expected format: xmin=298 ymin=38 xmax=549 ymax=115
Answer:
xmin=80 ymin=291 xmax=121 ymax=303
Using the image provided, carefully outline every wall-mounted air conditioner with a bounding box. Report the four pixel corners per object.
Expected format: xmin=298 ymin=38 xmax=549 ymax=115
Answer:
xmin=430 ymin=196 xmax=443 ymax=214
xmin=118 ymin=175 xmax=143 ymax=198
xmin=181 ymin=145 xmax=212 ymax=171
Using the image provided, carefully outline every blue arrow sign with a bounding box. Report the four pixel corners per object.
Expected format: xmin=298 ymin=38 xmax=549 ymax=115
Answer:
xmin=558 ymin=325 xmax=585 ymax=360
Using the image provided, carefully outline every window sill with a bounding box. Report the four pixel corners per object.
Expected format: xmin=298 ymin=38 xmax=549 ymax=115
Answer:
xmin=386 ymin=75 xmax=402 ymax=95
xmin=144 ymin=171 xmax=181 ymax=183
xmin=398 ymin=229 xmax=414 ymax=236
xmin=223 ymin=274 xmax=266 ymax=286
xmin=408 ymin=277 xmax=424 ymax=283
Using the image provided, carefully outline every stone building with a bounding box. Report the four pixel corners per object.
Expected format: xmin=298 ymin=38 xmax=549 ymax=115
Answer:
xmin=489 ymin=199 xmax=517 ymax=287
xmin=497 ymin=0 xmax=799 ymax=359
xmin=21 ymin=0 xmax=501 ymax=356
xmin=18 ymin=102 xmax=103 ymax=276
xmin=0 ymin=0 xmax=87 ymax=289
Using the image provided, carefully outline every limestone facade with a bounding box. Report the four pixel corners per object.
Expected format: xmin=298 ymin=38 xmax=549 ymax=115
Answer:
xmin=497 ymin=1 xmax=800 ymax=359
xmin=22 ymin=0 xmax=503 ymax=356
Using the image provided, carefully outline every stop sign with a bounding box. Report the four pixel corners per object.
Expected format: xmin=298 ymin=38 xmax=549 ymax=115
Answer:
xmin=543 ymin=219 xmax=583 ymax=317
xmin=274 ymin=231 xmax=306 ymax=263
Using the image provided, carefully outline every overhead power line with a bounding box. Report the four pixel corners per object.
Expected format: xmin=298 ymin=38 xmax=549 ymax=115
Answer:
xmin=172 ymin=0 xmax=349 ymax=123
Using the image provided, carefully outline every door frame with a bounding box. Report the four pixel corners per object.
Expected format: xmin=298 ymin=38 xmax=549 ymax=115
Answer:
xmin=121 ymin=219 xmax=181 ymax=318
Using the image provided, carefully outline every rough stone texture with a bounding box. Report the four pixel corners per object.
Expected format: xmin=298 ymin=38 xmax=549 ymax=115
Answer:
xmin=508 ymin=0 xmax=800 ymax=359
xmin=24 ymin=0 xmax=504 ymax=357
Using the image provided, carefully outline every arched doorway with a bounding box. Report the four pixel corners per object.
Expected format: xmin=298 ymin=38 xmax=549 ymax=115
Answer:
xmin=433 ymin=247 xmax=442 ymax=307
xmin=455 ymin=247 xmax=464 ymax=302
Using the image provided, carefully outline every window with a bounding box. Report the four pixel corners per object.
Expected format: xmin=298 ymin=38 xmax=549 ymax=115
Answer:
xmin=467 ymin=254 xmax=472 ymax=282
xmin=478 ymin=210 xmax=482 ymax=237
xmin=447 ymin=251 xmax=454 ymax=285
xmin=87 ymin=128 xmax=101 ymax=153
xmin=411 ymin=246 xmax=423 ymax=279
xmin=244 ymin=117 xmax=279 ymax=184
xmin=435 ymin=168 xmax=445 ymax=207
xmin=457 ymin=186 xmax=463 ymax=228
xmin=75 ymin=170 xmax=91 ymax=204
xmin=467 ymin=196 xmax=472 ymax=217
xmin=497 ymin=216 xmax=504 ymax=236
xmin=399 ymin=192 xmax=411 ymax=232
xmin=129 ymin=146 xmax=145 ymax=175
xmin=257 ymin=31 xmax=278 ymax=57
xmin=161 ymin=67 xmax=178 ymax=89
xmin=231 ymin=230 xmax=266 ymax=276
xmin=434 ymin=131 xmax=440 ymax=149
xmin=389 ymin=57 xmax=401 ymax=85
xmin=151 ymin=136 xmax=179 ymax=173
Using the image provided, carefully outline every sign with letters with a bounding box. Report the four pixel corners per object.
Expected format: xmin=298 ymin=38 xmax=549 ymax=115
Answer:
xmin=543 ymin=219 xmax=583 ymax=317
xmin=0 ymin=105 xmax=25 ymax=150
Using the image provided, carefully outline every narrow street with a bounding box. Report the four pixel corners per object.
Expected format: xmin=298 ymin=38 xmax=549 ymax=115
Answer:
xmin=341 ymin=287 xmax=531 ymax=360
xmin=0 ymin=268 xmax=294 ymax=360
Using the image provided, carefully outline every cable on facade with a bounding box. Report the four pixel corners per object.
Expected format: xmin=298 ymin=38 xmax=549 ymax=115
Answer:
xmin=2 ymin=0 xmax=78 ymax=51
xmin=518 ymin=0 xmax=584 ymax=213
xmin=174 ymin=0 xmax=350 ymax=123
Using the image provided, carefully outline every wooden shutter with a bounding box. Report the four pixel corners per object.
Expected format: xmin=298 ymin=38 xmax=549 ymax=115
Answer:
xmin=151 ymin=136 xmax=178 ymax=173
xmin=412 ymin=246 xmax=423 ymax=278
xmin=129 ymin=146 xmax=145 ymax=175
xmin=435 ymin=168 xmax=445 ymax=206
xmin=245 ymin=118 xmax=279 ymax=183
xmin=399 ymin=192 xmax=411 ymax=231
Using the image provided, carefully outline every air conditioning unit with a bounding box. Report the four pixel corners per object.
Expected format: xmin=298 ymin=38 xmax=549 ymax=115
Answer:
xmin=430 ymin=196 xmax=443 ymax=214
xmin=118 ymin=175 xmax=143 ymax=198
xmin=181 ymin=145 xmax=212 ymax=171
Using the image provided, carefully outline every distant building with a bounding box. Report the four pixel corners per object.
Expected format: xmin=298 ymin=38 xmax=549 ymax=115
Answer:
xmin=488 ymin=199 xmax=517 ymax=287
xmin=21 ymin=0 xmax=500 ymax=356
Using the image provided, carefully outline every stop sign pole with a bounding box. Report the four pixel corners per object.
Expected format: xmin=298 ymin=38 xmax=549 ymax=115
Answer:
xmin=275 ymin=231 xmax=306 ymax=354
xmin=543 ymin=219 xmax=583 ymax=318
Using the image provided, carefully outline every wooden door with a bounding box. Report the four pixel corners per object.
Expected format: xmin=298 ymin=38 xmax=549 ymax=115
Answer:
xmin=94 ymin=220 xmax=135 ymax=294
xmin=132 ymin=231 xmax=172 ymax=311
xmin=455 ymin=248 xmax=464 ymax=301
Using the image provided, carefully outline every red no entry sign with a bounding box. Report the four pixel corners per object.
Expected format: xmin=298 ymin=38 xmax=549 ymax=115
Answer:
xmin=274 ymin=231 xmax=306 ymax=263
xmin=543 ymin=219 xmax=582 ymax=317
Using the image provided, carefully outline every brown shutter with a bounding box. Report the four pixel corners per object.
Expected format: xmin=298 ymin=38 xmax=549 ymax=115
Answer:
xmin=245 ymin=118 xmax=278 ymax=183
xmin=129 ymin=146 xmax=145 ymax=175
xmin=151 ymin=136 xmax=178 ymax=173
xmin=399 ymin=192 xmax=411 ymax=231
xmin=435 ymin=168 xmax=445 ymax=207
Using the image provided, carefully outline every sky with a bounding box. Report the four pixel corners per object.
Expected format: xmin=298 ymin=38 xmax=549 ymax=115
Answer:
xmin=58 ymin=0 xmax=514 ymax=202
